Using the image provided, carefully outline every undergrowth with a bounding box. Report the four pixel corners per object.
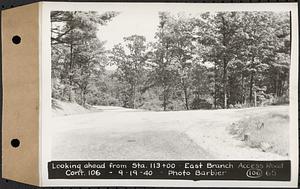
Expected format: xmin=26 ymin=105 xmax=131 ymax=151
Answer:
xmin=228 ymin=113 xmax=289 ymax=156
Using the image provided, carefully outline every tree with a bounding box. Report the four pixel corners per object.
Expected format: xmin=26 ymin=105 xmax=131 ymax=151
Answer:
xmin=110 ymin=35 xmax=148 ymax=108
xmin=238 ymin=12 xmax=290 ymax=105
xmin=168 ymin=14 xmax=196 ymax=110
xmin=72 ymin=38 xmax=106 ymax=106
xmin=213 ymin=12 xmax=243 ymax=108
xmin=148 ymin=12 xmax=179 ymax=111
xmin=265 ymin=12 xmax=290 ymax=98
xmin=51 ymin=11 xmax=291 ymax=111
xmin=51 ymin=11 xmax=118 ymax=102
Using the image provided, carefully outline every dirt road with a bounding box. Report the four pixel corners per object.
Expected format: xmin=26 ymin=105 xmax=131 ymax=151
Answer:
xmin=51 ymin=105 xmax=288 ymax=160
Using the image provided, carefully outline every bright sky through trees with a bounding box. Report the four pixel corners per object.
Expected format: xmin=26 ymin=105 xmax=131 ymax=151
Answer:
xmin=97 ymin=10 xmax=159 ymax=50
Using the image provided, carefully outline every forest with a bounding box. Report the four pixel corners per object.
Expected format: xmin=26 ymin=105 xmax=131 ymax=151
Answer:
xmin=51 ymin=11 xmax=291 ymax=111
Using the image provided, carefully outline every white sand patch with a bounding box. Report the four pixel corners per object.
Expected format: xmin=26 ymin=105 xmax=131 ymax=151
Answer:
xmin=52 ymin=99 xmax=91 ymax=116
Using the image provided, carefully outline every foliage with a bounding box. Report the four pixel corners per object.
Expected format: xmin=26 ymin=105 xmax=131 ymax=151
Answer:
xmin=109 ymin=35 xmax=148 ymax=108
xmin=51 ymin=11 xmax=118 ymax=105
xmin=228 ymin=113 xmax=289 ymax=156
xmin=51 ymin=11 xmax=290 ymax=111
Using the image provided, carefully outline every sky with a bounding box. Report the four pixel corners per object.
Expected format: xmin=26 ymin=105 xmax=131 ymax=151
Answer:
xmin=97 ymin=10 xmax=160 ymax=50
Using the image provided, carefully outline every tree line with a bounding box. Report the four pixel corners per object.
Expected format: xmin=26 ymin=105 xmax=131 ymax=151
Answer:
xmin=51 ymin=11 xmax=290 ymax=111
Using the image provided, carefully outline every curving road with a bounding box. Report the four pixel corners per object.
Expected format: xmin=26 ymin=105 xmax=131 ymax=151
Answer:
xmin=51 ymin=105 xmax=288 ymax=160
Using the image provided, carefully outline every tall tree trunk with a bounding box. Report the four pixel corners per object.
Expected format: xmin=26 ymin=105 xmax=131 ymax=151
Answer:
xmin=68 ymin=43 xmax=74 ymax=102
xmin=220 ymin=16 xmax=228 ymax=109
xmin=132 ymin=86 xmax=135 ymax=109
xmin=254 ymin=90 xmax=257 ymax=107
xmin=223 ymin=59 xmax=227 ymax=109
xmin=274 ymin=74 xmax=277 ymax=97
xmin=214 ymin=64 xmax=217 ymax=108
xmin=241 ymin=73 xmax=244 ymax=104
xmin=183 ymin=88 xmax=189 ymax=110
xmin=83 ymin=91 xmax=86 ymax=107
xmin=162 ymin=82 xmax=167 ymax=111
xmin=249 ymin=72 xmax=254 ymax=104
xmin=163 ymin=89 xmax=167 ymax=111
xmin=131 ymin=83 xmax=136 ymax=109
xmin=276 ymin=72 xmax=280 ymax=97
xmin=182 ymin=79 xmax=189 ymax=110
xmin=81 ymin=89 xmax=85 ymax=106
xmin=278 ymin=80 xmax=283 ymax=96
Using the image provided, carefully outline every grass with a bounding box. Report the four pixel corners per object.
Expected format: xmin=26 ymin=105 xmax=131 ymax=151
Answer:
xmin=228 ymin=112 xmax=289 ymax=156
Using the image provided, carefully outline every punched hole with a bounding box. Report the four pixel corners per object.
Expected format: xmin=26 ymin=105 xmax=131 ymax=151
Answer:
xmin=11 ymin=139 xmax=20 ymax=148
xmin=12 ymin=35 xmax=21 ymax=44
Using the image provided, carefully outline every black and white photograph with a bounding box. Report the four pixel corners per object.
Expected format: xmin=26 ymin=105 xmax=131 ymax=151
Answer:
xmin=37 ymin=2 xmax=299 ymax=187
xmin=50 ymin=6 xmax=293 ymax=161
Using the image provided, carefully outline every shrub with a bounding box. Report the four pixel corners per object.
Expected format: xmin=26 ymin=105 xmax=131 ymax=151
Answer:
xmin=167 ymin=100 xmax=186 ymax=111
xmin=52 ymin=99 xmax=62 ymax=110
xmin=228 ymin=113 xmax=289 ymax=156
xmin=190 ymin=98 xmax=212 ymax=109
xmin=271 ymin=95 xmax=289 ymax=105
xmin=234 ymin=103 xmax=242 ymax=109
xmin=140 ymin=101 xmax=162 ymax=111
xmin=261 ymin=94 xmax=289 ymax=106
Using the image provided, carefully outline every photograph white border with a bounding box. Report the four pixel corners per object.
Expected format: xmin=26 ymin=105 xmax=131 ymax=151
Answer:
xmin=40 ymin=2 xmax=299 ymax=187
